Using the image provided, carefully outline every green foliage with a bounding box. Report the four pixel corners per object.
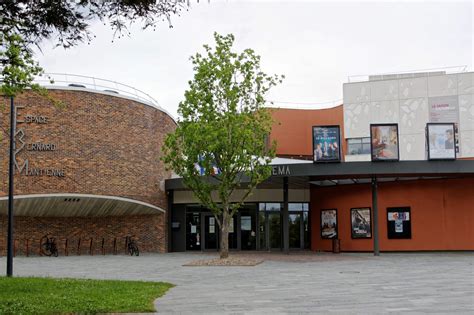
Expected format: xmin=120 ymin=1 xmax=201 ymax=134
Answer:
xmin=0 ymin=276 xmax=173 ymax=314
xmin=0 ymin=1 xmax=189 ymax=49
xmin=0 ymin=32 xmax=44 ymax=97
xmin=162 ymin=33 xmax=283 ymax=225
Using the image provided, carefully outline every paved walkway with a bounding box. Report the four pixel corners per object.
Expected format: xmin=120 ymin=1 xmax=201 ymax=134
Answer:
xmin=1 ymin=252 xmax=473 ymax=314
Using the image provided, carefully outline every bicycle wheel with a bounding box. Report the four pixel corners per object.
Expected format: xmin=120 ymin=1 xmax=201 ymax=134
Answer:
xmin=128 ymin=244 xmax=139 ymax=256
xmin=41 ymin=244 xmax=52 ymax=256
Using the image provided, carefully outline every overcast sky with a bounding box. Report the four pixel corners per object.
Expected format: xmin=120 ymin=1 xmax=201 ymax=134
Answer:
xmin=35 ymin=0 xmax=473 ymax=118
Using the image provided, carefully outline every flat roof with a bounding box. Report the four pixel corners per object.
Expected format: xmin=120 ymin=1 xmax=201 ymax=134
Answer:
xmin=165 ymin=160 xmax=474 ymax=190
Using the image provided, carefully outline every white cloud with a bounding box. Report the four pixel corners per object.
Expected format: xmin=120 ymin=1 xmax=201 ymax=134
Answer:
xmin=34 ymin=0 xmax=473 ymax=118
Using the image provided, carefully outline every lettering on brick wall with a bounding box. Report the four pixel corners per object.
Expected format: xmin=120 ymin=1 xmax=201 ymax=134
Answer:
xmin=14 ymin=106 xmax=65 ymax=177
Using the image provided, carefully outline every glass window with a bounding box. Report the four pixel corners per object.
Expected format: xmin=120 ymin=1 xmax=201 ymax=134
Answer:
xmin=347 ymin=137 xmax=370 ymax=155
xmin=289 ymin=203 xmax=303 ymax=211
xmin=259 ymin=203 xmax=265 ymax=211
xmin=303 ymin=203 xmax=309 ymax=211
xmin=266 ymin=203 xmax=281 ymax=211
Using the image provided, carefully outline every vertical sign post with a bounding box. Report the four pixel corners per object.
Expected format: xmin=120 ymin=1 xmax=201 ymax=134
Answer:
xmin=283 ymin=177 xmax=289 ymax=254
xmin=7 ymin=96 xmax=15 ymax=276
xmin=372 ymin=177 xmax=380 ymax=256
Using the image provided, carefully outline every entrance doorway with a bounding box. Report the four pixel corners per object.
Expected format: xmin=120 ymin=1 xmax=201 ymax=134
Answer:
xmin=186 ymin=212 xmax=201 ymax=251
xmin=204 ymin=214 xmax=218 ymax=250
xmin=268 ymin=212 xmax=281 ymax=249
xmin=185 ymin=204 xmax=258 ymax=251
xmin=258 ymin=202 xmax=310 ymax=250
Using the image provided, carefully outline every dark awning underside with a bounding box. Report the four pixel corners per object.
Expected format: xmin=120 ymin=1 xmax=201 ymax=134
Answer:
xmin=165 ymin=160 xmax=474 ymax=190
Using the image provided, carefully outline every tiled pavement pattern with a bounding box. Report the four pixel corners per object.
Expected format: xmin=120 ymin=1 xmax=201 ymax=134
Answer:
xmin=1 ymin=252 xmax=473 ymax=314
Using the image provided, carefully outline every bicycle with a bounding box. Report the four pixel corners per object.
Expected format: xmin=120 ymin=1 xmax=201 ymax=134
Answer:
xmin=126 ymin=236 xmax=139 ymax=256
xmin=40 ymin=234 xmax=59 ymax=257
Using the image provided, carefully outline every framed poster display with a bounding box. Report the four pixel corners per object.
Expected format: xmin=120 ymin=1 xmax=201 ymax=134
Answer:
xmin=351 ymin=208 xmax=372 ymax=239
xmin=312 ymin=125 xmax=341 ymax=163
xmin=429 ymin=96 xmax=460 ymax=154
xmin=370 ymin=124 xmax=399 ymax=161
xmin=321 ymin=209 xmax=338 ymax=239
xmin=387 ymin=207 xmax=411 ymax=239
xmin=427 ymin=123 xmax=456 ymax=160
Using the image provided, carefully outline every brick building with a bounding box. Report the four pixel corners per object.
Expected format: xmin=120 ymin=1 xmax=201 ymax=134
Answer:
xmin=1 ymin=70 xmax=473 ymax=256
xmin=0 ymin=84 xmax=176 ymax=256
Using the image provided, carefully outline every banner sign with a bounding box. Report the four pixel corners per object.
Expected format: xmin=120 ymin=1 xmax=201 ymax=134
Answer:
xmin=313 ymin=126 xmax=341 ymax=163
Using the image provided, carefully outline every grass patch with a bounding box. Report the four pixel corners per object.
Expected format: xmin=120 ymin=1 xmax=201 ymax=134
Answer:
xmin=0 ymin=276 xmax=173 ymax=314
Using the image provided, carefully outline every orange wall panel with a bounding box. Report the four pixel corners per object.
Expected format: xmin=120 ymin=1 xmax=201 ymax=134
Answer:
xmin=270 ymin=106 xmax=345 ymax=158
xmin=311 ymin=178 xmax=474 ymax=251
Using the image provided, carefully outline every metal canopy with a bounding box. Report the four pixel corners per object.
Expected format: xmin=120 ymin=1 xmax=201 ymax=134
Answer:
xmin=165 ymin=160 xmax=474 ymax=191
xmin=0 ymin=193 xmax=165 ymax=217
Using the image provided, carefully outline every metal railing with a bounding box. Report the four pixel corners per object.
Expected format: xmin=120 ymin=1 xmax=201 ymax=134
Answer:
xmin=34 ymin=73 xmax=161 ymax=108
xmin=265 ymin=98 xmax=343 ymax=109
xmin=348 ymin=65 xmax=468 ymax=83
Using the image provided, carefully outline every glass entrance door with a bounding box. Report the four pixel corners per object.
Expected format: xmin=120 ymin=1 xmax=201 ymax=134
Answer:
xmin=186 ymin=212 xmax=201 ymax=251
xmin=268 ymin=212 xmax=281 ymax=250
xmin=204 ymin=214 xmax=218 ymax=250
xmin=240 ymin=212 xmax=256 ymax=250
xmin=289 ymin=213 xmax=302 ymax=249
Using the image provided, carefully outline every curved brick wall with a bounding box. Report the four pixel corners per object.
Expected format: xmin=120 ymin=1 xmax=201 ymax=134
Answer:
xmin=0 ymin=89 xmax=176 ymax=210
xmin=0 ymin=89 xmax=176 ymax=254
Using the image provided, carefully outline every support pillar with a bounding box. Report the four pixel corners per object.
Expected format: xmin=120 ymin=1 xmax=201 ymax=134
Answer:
xmin=7 ymin=96 xmax=15 ymax=277
xmin=167 ymin=190 xmax=173 ymax=252
xmin=372 ymin=177 xmax=380 ymax=256
xmin=282 ymin=177 xmax=289 ymax=254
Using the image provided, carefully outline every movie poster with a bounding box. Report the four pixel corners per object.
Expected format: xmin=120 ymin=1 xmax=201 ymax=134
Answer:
xmin=429 ymin=96 xmax=460 ymax=154
xmin=313 ymin=126 xmax=341 ymax=162
xmin=370 ymin=124 xmax=399 ymax=161
xmin=387 ymin=207 xmax=411 ymax=239
xmin=321 ymin=209 xmax=337 ymax=239
xmin=427 ymin=123 xmax=456 ymax=160
xmin=351 ymin=208 xmax=372 ymax=239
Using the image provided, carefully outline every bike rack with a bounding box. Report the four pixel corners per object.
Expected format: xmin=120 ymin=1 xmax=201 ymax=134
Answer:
xmin=101 ymin=238 xmax=105 ymax=255
xmin=1 ymin=236 xmax=141 ymax=256
xmin=77 ymin=238 xmax=81 ymax=256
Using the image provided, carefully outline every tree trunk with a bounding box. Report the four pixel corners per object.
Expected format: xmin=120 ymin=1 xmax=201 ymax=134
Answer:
xmin=220 ymin=210 xmax=230 ymax=259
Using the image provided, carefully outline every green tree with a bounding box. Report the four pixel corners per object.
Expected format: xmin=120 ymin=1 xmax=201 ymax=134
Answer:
xmin=0 ymin=32 xmax=44 ymax=97
xmin=1 ymin=0 xmax=194 ymax=95
xmin=162 ymin=33 xmax=283 ymax=259
xmin=1 ymin=1 xmax=190 ymax=49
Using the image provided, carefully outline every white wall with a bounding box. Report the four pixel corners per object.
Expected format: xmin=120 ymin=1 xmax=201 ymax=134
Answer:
xmin=343 ymin=72 xmax=474 ymax=160
xmin=174 ymin=189 xmax=310 ymax=204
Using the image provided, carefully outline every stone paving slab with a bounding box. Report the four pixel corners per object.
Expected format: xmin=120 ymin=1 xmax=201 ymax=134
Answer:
xmin=0 ymin=252 xmax=473 ymax=314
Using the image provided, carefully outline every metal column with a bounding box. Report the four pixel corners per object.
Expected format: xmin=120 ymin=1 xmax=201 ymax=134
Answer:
xmin=372 ymin=177 xmax=380 ymax=256
xmin=7 ymin=96 xmax=15 ymax=276
xmin=167 ymin=190 xmax=173 ymax=252
xmin=283 ymin=177 xmax=289 ymax=254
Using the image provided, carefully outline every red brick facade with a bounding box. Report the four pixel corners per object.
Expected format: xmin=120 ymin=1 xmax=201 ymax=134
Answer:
xmin=0 ymin=214 xmax=165 ymax=256
xmin=0 ymin=89 xmax=176 ymax=255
